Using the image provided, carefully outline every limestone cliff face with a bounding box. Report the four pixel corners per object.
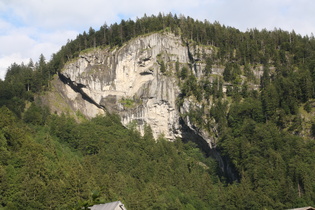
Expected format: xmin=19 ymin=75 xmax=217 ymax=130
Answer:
xmin=59 ymin=33 xmax=191 ymax=139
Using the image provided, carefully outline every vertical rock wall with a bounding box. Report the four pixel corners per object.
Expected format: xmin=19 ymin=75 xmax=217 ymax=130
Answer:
xmin=60 ymin=33 xmax=190 ymax=139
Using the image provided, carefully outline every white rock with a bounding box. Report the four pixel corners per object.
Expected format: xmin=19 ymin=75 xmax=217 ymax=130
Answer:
xmin=60 ymin=33 xmax=188 ymax=140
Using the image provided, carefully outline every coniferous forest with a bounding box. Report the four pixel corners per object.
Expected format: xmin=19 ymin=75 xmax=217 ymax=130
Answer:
xmin=1 ymin=13 xmax=315 ymax=209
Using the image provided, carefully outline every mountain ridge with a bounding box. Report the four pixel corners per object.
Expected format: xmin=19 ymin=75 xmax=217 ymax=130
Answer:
xmin=1 ymin=14 xmax=315 ymax=209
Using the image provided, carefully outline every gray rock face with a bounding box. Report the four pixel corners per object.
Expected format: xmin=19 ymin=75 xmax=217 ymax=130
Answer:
xmin=60 ymin=33 xmax=191 ymax=139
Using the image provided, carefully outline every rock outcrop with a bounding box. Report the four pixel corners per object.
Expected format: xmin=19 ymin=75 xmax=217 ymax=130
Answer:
xmin=59 ymin=33 xmax=192 ymax=139
xmin=49 ymin=32 xmax=243 ymax=180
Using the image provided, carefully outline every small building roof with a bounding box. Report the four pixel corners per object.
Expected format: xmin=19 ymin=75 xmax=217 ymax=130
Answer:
xmin=89 ymin=201 xmax=126 ymax=210
xmin=289 ymin=207 xmax=315 ymax=210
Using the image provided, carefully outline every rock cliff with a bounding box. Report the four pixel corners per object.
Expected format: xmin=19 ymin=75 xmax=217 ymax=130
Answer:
xmin=54 ymin=32 xmax=244 ymax=147
xmin=49 ymin=32 xmax=243 ymax=180
xmin=58 ymin=33 xmax=193 ymax=139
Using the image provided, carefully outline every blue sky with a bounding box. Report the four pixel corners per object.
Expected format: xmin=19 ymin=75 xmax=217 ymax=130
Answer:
xmin=0 ymin=0 xmax=315 ymax=79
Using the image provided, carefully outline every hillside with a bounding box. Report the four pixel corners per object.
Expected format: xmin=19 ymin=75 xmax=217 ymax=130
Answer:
xmin=1 ymin=13 xmax=315 ymax=209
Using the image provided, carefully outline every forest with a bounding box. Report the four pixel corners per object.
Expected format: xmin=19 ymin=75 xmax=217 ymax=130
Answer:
xmin=1 ymin=13 xmax=315 ymax=209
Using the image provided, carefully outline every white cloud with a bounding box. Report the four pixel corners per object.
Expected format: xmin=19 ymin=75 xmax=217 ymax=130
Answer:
xmin=0 ymin=53 xmax=29 ymax=80
xmin=212 ymin=0 xmax=315 ymax=35
xmin=3 ymin=0 xmax=315 ymax=34
xmin=0 ymin=19 xmax=13 ymax=34
xmin=0 ymin=23 xmax=78 ymax=79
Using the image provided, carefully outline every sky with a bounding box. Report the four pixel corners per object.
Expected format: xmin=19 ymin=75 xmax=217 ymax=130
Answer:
xmin=0 ymin=0 xmax=315 ymax=79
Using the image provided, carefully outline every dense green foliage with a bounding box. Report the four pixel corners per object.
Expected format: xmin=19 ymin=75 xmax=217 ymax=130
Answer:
xmin=1 ymin=13 xmax=315 ymax=209
xmin=0 ymin=106 xmax=221 ymax=209
xmin=220 ymin=100 xmax=315 ymax=209
xmin=0 ymin=54 xmax=51 ymax=118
